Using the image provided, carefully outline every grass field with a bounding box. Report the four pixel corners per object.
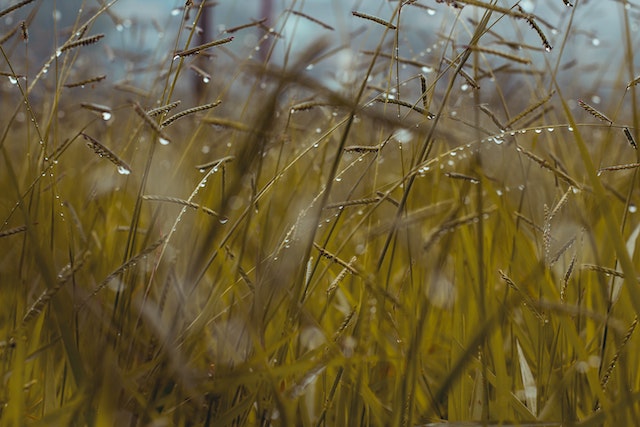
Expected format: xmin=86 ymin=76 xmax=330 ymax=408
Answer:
xmin=2 ymin=0 xmax=640 ymax=425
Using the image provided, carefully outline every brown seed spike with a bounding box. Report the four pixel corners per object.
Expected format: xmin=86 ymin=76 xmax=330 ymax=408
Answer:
xmin=578 ymin=99 xmax=612 ymax=125
xmin=174 ymin=36 xmax=234 ymax=57
xmin=352 ymin=11 xmax=397 ymax=29
xmin=624 ymin=127 xmax=637 ymax=149
xmin=58 ymin=34 xmax=105 ymax=53
xmin=289 ymin=10 xmax=335 ymax=31
xmin=0 ymin=0 xmax=35 ymax=19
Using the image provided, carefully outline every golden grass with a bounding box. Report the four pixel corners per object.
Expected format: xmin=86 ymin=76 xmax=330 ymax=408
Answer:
xmin=2 ymin=0 xmax=640 ymax=426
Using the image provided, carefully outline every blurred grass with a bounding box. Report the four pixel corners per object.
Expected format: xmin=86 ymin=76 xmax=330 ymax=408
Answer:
xmin=2 ymin=0 xmax=640 ymax=425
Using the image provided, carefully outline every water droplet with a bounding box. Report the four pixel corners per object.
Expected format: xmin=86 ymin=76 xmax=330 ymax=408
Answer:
xmin=547 ymin=128 xmax=555 ymax=132
xmin=421 ymin=66 xmax=433 ymax=73
xmin=116 ymin=24 xmax=124 ymax=32
xmin=460 ymin=83 xmax=469 ymax=92
xmin=629 ymin=204 xmax=637 ymax=213
xmin=101 ymin=112 xmax=112 ymax=121
xmin=202 ymin=76 xmax=210 ymax=83
xmin=535 ymin=128 xmax=542 ymax=134
xmin=8 ymin=76 xmax=17 ymax=84
xmin=170 ymin=8 xmax=181 ymax=16
xmin=393 ymin=128 xmax=413 ymax=144
xmin=219 ymin=216 xmax=229 ymax=224
xmin=306 ymin=64 xmax=314 ymax=71
xmin=591 ymin=95 xmax=601 ymax=104
xmin=335 ymin=177 xmax=342 ymax=182
xmin=55 ymin=49 xmax=62 ymax=58
xmin=591 ymin=38 xmax=600 ymax=47
xmin=427 ymin=8 xmax=436 ymax=16
xmin=159 ymin=137 xmax=171 ymax=145
xmin=492 ymin=136 xmax=504 ymax=144
xmin=315 ymin=128 xmax=321 ymax=134
xmin=199 ymin=168 xmax=206 ymax=173
xmin=117 ymin=165 xmax=131 ymax=175
xmin=567 ymin=126 xmax=574 ymax=132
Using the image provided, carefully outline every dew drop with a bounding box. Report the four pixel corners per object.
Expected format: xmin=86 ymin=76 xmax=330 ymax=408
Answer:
xmin=101 ymin=112 xmax=112 ymax=121
xmin=591 ymin=95 xmax=601 ymax=104
xmin=315 ymin=128 xmax=321 ymax=134
xmin=567 ymin=126 xmax=574 ymax=132
xmin=170 ymin=8 xmax=181 ymax=16
xmin=427 ymin=8 xmax=436 ymax=15
xmin=535 ymin=128 xmax=542 ymax=134
xmin=335 ymin=177 xmax=342 ymax=182
xmin=421 ymin=66 xmax=433 ymax=73
xmin=117 ymin=165 xmax=131 ymax=175
xmin=629 ymin=204 xmax=637 ymax=213
xmin=306 ymin=64 xmax=314 ymax=71
xmin=159 ymin=137 xmax=171 ymax=145
xmin=547 ymin=127 xmax=555 ymax=132
xmin=591 ymin=38 xmax=600 ymax=47
xmin=55 ymin=49 xmax=62 ymax=58
xmin=460 ymin=83 xmax=469 ymax=92
xmin=202 ymin=76 xmax=210 ymax=83
xmin=8 ymin=76 xmax=17 ymax=84
xmin=219 ymin=216 xmax=229 ymax=224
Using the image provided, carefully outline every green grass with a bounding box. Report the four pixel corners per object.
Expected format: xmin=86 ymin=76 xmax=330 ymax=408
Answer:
xmin=2 ymin=0 xmax=640 ymax=425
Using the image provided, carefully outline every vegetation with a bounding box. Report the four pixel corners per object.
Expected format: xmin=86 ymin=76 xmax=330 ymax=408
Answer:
xmin=2 ymin=0 xmax=640 ymax=425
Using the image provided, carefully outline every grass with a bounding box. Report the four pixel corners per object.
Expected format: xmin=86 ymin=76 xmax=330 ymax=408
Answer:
xmin=2 ymin=0 xmax=640 ymax=425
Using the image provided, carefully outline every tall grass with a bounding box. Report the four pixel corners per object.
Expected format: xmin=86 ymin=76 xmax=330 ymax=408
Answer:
xmin=1 ymin=0 xmax=640 ymax=425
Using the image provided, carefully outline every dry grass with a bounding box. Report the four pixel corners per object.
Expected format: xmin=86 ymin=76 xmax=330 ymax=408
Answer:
xmin=2 ymin=0 xmax=640 ymax=426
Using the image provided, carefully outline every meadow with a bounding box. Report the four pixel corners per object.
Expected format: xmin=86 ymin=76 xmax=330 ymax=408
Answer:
xmin=2 ymin=0 xmax=640 ymax=425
